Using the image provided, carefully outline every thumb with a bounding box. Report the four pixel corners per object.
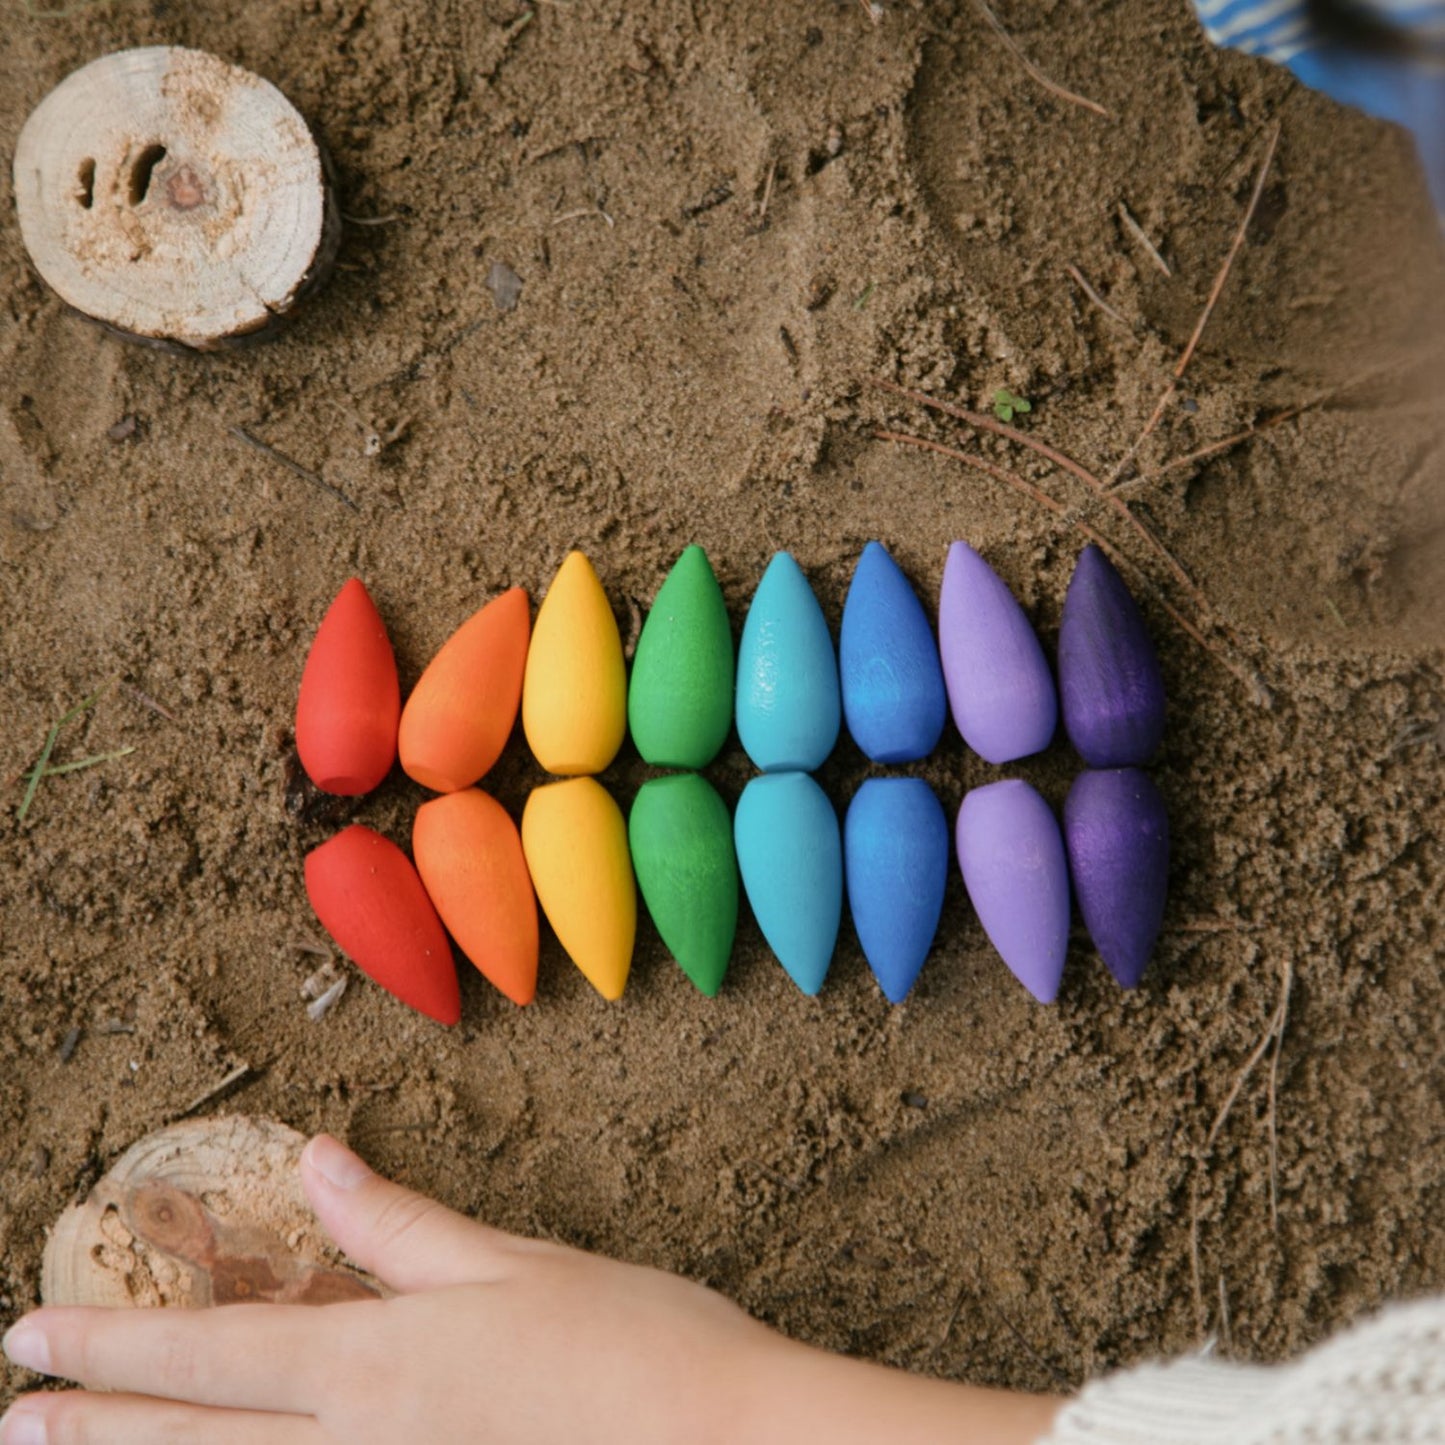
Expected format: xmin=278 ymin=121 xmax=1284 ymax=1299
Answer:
xmin=301 ymin=1133 xmax=515 ymax=1293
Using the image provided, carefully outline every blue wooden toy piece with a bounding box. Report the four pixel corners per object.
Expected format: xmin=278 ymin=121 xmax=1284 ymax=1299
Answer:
xmin=736 ymin=552 xmax=840 ymax=773
xmin=840 ymin=541 xmax=947 ymax=764
xmin=734 ymin=771 xmax=842 ymax=995
xmin=844 ymin=777 xmax=949 ymax=1003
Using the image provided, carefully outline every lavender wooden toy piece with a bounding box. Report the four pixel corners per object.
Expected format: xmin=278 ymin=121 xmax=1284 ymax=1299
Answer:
xmin=938 ymin=541 xmax=1057 ymax=765
xmin=736 ymin=552 xmax=840 ymax=773
xmin=955 ymin=779 xmax=1070 ymax=1003
xmin=840 ymin=542 xmax=947 ymax=764
xmin=1058 ymin=544 xmax=1165 ymax=768
xmin=845 ymin=777 xmax=949 ymax=1003
xmin=1063 ymin=768 xmax=1168 ymax=989
xmin=734 ymin=771 xmax=842 ymax=995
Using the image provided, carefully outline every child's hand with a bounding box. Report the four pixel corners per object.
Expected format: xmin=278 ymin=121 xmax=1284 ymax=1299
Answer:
xmin=1 ymin=1135 xmax=1061 ymax=1445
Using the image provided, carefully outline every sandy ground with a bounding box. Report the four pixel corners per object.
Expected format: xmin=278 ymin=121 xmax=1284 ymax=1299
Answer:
xmin=2 ymin=0 xmax=1443 ymax=1410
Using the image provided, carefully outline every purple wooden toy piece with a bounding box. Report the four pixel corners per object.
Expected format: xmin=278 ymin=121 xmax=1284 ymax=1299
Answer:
xmin=938 ymin=541 xmax=1057 ymax=764
xmin=1058 ymin=544 xmax=1165 ymax=768
xmin=1063 ymin=768 xmax=1168 ymax=989
xmin=955 ymin=779 xmax=1070 ymax=1003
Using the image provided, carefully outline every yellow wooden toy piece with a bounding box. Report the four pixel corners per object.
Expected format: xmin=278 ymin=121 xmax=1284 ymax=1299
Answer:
xmin=522 ymin=551 xmax=626 ymax=775
xmin=521 ymin=777 xmax=636 ymax=1000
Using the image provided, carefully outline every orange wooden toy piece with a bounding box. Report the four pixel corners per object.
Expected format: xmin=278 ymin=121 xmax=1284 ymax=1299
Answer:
xmin=304 ymin=824 xmax=460 ymax=1025
xmin=412 ymin=789 xmax=539 ymax=1006
xmin=295 ymin=579 xmax=400 ymax=796
xmin=398 ymin=588 xmax=530 ymax=793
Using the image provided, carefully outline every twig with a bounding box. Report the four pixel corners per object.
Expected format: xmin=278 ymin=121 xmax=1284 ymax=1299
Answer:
xmin=175 ymin=1063 xmax=257 ymax=1120
xmin=1118 ymin=202 xmax=1171 ymax=277
xmin=1110 ymin=125 xmax=1281 ymax=481
xmin=340 ymin=211 xmax=403 ymax=227
xmin=1205 ymin=1005 xmax=1280 ymax=1150
xmin=227 ymin=427 xmax=358 ymax=512
xmin=1266 ymin=955 xmax=1293 ymax=1232
xmin=972 ymin=0 xmax=1110 ymax=118
xmin=1134 ymin=403 xmax=1310 ymax=483
xmin=1065 ymin=263 xmax=1128 ymax=326
xmin=1218 ymin=1274 xmax=1233 ymax=1355
xmin=873 ymin=429 xmax=1067 ymax=516
xmin=123 ymin=681 xmax=179 ymax=724
xmin=757 ymin=158 xmax=778 ymax=222
xmin=551 ymin=207 xmax=614 ymax=228
xmin=872 ymin=377 xmax=1208 ymax=608
xmin=871 ymin=378 xmax=1105 ymax=493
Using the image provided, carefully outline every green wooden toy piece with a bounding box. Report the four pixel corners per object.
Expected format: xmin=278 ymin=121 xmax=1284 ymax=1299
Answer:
xmin=627 ymin=546 xmax=735 ymax=769
xmin=628 ymin=773 xmax=738 ymax=996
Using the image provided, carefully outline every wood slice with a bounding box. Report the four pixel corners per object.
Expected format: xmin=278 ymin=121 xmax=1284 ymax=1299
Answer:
xmin=13 ymin=48 xmax=339 ymax=351
xmin=41 ymin=1116 xmax=383 ymax=1310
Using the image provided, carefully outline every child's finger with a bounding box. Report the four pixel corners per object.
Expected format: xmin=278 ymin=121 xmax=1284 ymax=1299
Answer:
xmin=2 ymin=1304 xmax=333 ymax=1414
xmin=300 ymin=1134 xmax=518 ymax=1292
xmin=0 ymin=1390 xmax=325 ymax=1445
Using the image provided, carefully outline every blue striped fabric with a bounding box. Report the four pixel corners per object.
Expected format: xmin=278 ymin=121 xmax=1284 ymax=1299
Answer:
xmin=1194 ymin=0 xmax=1445 ymax=209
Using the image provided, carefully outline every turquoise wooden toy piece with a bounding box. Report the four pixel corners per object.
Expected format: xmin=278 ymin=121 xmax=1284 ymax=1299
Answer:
xmin=840 ymin=542 xmax=947 ymax=763
xmin=734 ymin=771 xmax=842 ymax=995
xmin=629 ymin=773 xmax=738 ymax=997
xmin=627 ymin=546 xmax=735 ymax=769
xmin=736 ymin=552 xmax=840 ymax=772
xmin=844 ymin=777 xmax=949 ymax=1004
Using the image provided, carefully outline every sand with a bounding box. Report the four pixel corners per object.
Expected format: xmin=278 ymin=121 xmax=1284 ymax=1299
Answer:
xmin=2 ymin=0 xmax=1443 ymax=1409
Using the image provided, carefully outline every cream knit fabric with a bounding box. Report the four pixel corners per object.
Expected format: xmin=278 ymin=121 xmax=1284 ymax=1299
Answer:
xmin=1040 ymin=1296 xmax=1445 ymax=1443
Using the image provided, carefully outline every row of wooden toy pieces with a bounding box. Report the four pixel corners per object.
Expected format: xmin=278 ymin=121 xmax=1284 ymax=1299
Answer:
xmin=297 ymin=541 xmax=1169 ymax=1025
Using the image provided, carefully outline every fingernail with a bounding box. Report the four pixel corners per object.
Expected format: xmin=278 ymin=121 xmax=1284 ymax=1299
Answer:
xmin=1 ymin=1321 xmax=50 ymax=1375
xmin=304 ymin=1134 xmax=372 ymax=1191
xmin=0 ymin=1398 xmax=49 ymax=1445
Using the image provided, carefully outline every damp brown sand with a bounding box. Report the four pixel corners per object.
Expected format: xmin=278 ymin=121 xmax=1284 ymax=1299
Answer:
xmin=2 ymin=0 xmax=1443 ymax=1408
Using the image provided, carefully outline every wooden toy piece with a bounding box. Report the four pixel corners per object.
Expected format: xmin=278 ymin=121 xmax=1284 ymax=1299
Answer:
xmin=521 ymin=777 xmax=636 ymax=1000
xmin=522 ymin=551 xmax=627 ymax=775
xmin=1058 ymin=544 xmax=1166 ymax=768
xmin=304 ymin=824 xmax=460 ymax=1025
xmin=627 ymin=546 xmax=735 ymax=769
xmin=629 ymin=774 xmax=738 ymax=997
xmin=13 ymin=48 xmax=338 ymax=351
xmin=399 ymin=587 xmax=531 ymax=793
xmin=295 ymin=578 xmax=400 ymax=796
xmin=42 ymin=1117 xmax=383 ymax=1310
xmin=955 ymin=780 xmax=1070 ymax=1004
xmin=736 ymin=552 xmax=841 ymax=773
xmin=412 ymin=789 xmax=539 ymax=1006
xmin=938 ymin=541 xmax=1057 ymax=765
xmin=844 ymin=777 xmax=949 ymax=1004
xmin=840 ymin=541 xmax=947 ymax=764
xmin=734 ymin=771 xmax=842 ymax=995
xmin=1064 ymin=768 xmax=1169 ymax=989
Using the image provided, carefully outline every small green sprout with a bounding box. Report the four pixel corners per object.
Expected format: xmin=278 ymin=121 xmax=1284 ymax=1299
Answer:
xmin=992 ymin=388 xmax=1032 ymax=424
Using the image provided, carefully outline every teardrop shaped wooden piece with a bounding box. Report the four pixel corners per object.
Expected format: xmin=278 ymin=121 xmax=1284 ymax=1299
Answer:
xmin=14 ymin=48 xmax=338 ymax=350
xmin=522 ymin=552 xmax=627 ymax=775
xmin=938 ymin=542 xmax=1057 ymax=764
xmin=1058 ymin=545 xmax=1165 ymax=767
xmin=1064 ymin=767 xmax=1168 ymax=988
xmin=521 ymin=777 xmax=636 ymax=1000
xmin=734 ymin=771 xmax=842 ymax=995
xmin=399 ymin=588 xmax=530 ymax=792
xmin=955 ymin=779 xmax=1070 ymax=1003
xmin=628 ymin=546 xmax=735 ymax=769
xmin=295 ymin=578 xmax=400 ymax=796
xmin=413 ymin=789 xmax=539 ymax=1006
xmin=840 ymin=541 xmax=947 ymax=763
xmin=304 ymin=824 xmax=460 ymax=1025
xmin=736 ymin=552 xmax=840 ymax=772
xmin=845 ymin=777 xmax=949 ymax=1003
xmin=629 ymin=773 xmax=738 ymax=997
